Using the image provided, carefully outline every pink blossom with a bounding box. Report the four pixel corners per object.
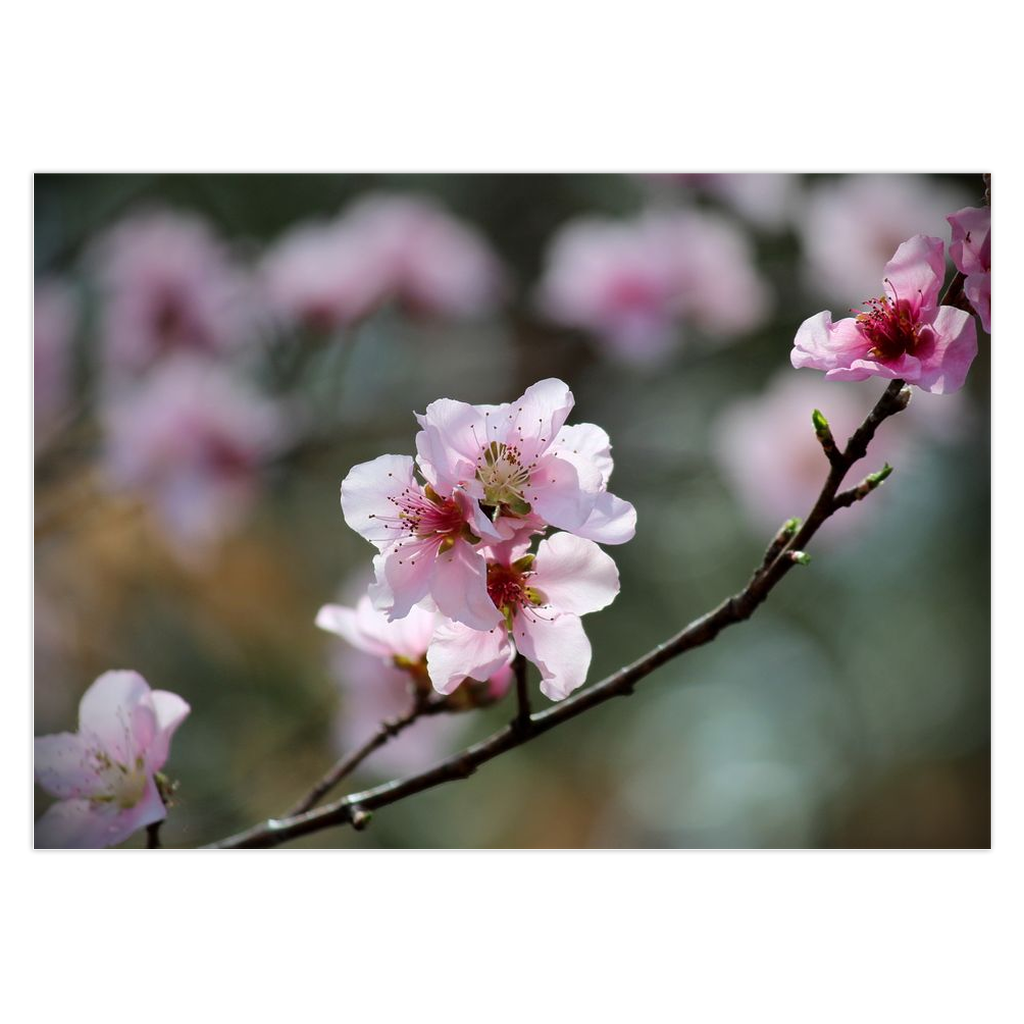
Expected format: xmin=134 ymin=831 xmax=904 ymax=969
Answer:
xmin=536 ymin=210 xmax=769 ymax=364
xmin=340 ymin=454 xmax=504 ymax=630
xmin=317 ymin=595 xmax=511 ymax=776
xmin=343 ymin=194 xmax=505 ymax=319
xmin=413 ymin=377 xmax=636 ymax=544
xmin=798 ymin=174 xmax=968 ymax=302
xmin=90 ymin=210 xmax=254 ymax=377
xmin=34 ymin=278 xmax=78 ymax=436
xmin=34 ymin=670 xmax=189 ymax=848
xmin=259 ymin=217 xmax=384 ymax=333
xmin=947 ymin=206 xmax=991 ymax=333
xmin=643 ymin=173 xmax=797 ymax=231
xmin=713 ymin=372 xmax=907 ymax=542
xmin=103 ymin=356 xmax=283 ymax=556
xmin=427 ymin=532 xmax=620 ymax=702
xmin=791 ymin=235 xmax=977 ymax=394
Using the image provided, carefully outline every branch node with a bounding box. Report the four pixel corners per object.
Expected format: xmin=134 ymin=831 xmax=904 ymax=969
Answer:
xmin=350 ymin=807 xmax=373 ymax=831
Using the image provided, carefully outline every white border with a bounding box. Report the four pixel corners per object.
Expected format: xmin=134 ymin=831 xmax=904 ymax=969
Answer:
xmin=7 ymin=3 xmax=1020 ymax=1021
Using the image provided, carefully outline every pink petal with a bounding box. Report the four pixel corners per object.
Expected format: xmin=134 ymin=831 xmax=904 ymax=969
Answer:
xmin=946 ymin=206 xmax=990 ymax=277
xmin=549 ymin=422 xmax=614 ymax=487
xmin=572 ymin=490 xmax=637 ymax=545
xmin=145 ymin=690 xmax=191 ymax=773
xmin=316 ymin=603 xmax=394 ymax=658
xmin=882 ymin=235 xmax=946 ymax=314
xmin=374 ymin=537 xmax=438 ymax=621
xmin=527 ymin=454 xmax=596 ymax=532
xmin=426 ymin=621 xmax=513 ymax=695
xmin=514 ymin=613 xmax=592 ymax=701
xmin=500 ymin=378 xmax=575 ymax=464
xmin=414 ymin=398 xmax=486 ymax=491
xmin=340 ymin=454 xmax=417 ymax=549
xmin=35 ymin=776 xmax=166 ymax=849
xmin=913 ymin=305 xmax=978 ymax=394
xmin=430 ymin=540 xmax=502 ymax=630
xmin=452 ymin=485 xmax=503 ymax=541
xmin=791 ymin=313 xmax=871 ymax=374
xmin=533 ymin=532 xmax=620 ymax=616
xmin=77 ymin=670 xmax=152 ymax=764
xmin=34 ymin=732 xmax=100 ymax=800
xmin=964 ymin=273 xmax=990 ymax=333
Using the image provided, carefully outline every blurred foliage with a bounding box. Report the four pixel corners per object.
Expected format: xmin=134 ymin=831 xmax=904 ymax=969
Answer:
xmin=33 ymin=173 xmax=989 ymax=848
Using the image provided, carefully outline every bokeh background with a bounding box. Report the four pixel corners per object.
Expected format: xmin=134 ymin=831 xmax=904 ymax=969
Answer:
xmin=33 ymin=173 xmax=990 ymax=849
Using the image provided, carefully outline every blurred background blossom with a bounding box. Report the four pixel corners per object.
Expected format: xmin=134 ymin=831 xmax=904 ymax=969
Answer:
xmin=33 ymin=173 xmax=990 ymax=848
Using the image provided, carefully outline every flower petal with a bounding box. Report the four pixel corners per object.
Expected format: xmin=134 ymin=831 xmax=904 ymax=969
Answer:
xmin=549 ymin=422 xmax=614 ymax=487
xmin=533 ymin=532 xmax=620 ymax=616
xmin=569 ymin=489 xmax=637 ymax=545
xmin=501 ymin=378 xmax=575 ymax=464
xmin=431 ymin=540 xmax=502 ymax=630
xmin=527 ymin=454 xmax=596 ymax=532
xmin=414 ymin=398 xmax=486 ymax=491
xmin=964 ymin=273 xmax=990 ymax=333
xmin=791 ymin=312 xmax=871 ymax=374
xmin=947 ymin=207 xmax=990 ymax=277
xmin=427 ymin=621 xmax=513 ymax=695
xmin=372 ymin=537 xmax=437 ymax=621
xmin=514 ymin=612 xmax=591 ymax=701
xmin=35 ymin=776 xmax=166 ymax=849
xmin=340 ymin=454 xmax=417 ymax=549
xmin=883 ymin=235 xmax=946 ymax=314
xmin=145 ymin=690 xmax=191 ymax=773
xmin=913 ymin=305 xmax=978 ymax=394
xmin=34 ymin=732 xmax=100 ymax=800
xmin=77 ymin=670 xmax=153 ymax=764
xmin=316 ymin=602 xmax=393 ymax=658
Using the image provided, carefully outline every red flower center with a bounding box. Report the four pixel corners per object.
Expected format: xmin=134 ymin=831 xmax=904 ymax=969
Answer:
xmin=853 ymin=290 xmax=922 ymax=362
xmin=486 ymin=562 xmax=529 ymax=613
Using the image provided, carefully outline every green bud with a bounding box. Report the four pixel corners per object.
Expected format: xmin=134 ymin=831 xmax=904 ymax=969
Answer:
xmin=783 ymin=517 xmax=801 ymax=536
xmin=790 ymin=550 xmax=812 ymax=566
xmin=811 ymin=408 xmax=830 ymax=434
xmin=867 ymin=463 xmax=894 ymax=486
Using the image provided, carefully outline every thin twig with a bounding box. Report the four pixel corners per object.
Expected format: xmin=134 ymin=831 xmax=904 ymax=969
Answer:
xmin=208 ymin=378 xmax=910 ymax=849
xmin=146 ymin=822 xmax=162 ymax=849
xmin=285 ymin=692 xmax=445 ymax=817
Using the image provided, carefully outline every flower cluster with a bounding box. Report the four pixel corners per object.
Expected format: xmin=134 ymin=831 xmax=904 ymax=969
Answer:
xmin=261 ymin=193 xmax=506 ymax=333
xmin=338 ymin=378 xmax=635 ymax=701
xmin=536 ymin=209 xmax=769 ymax=365
xmin=790 ymin=233 xmax=980 ymax=394
xmin=34 ymin=671 xmax=189 ymax=848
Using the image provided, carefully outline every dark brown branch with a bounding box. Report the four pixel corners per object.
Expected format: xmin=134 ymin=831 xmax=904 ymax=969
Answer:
xmin=208 ymin=378 xmax=911 ymax=850
xmin=284 ymin=692 xmax=445 ymax=817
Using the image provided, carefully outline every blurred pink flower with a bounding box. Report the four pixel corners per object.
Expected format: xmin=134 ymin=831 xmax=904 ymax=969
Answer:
xmin=791 ymin=235 xmax=977 ymax=394
xmin=259 ymin=217 xmax=384 ymax=333
xmin=537 ymin=210 xmax=770 ymax=365
xmin=344 ymin=194 xmax=505 ymax=319
xmin=798 ymin=174 xmax=967 ymax=302
xmin=102 ymin=356 xmax=283 ymax=557
xmin=34 ymin=278 xmax=78 ymax=436
xmin=947 ymin=206 xmax=991 ymax=333
xmin=35 ymin=670 xmax=189 ymax=848
xmin=91 ymin=210 xmax=255 ymax=377
xmin=713 ymin=373 xmax=905 ymax=541
xmin=644 ymin=173 xmax=797 ymax=231
xmin=713 ymin=371 xmax=970 ymax=543
xmin=317 ymin=594 xmax=511 ymax=777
